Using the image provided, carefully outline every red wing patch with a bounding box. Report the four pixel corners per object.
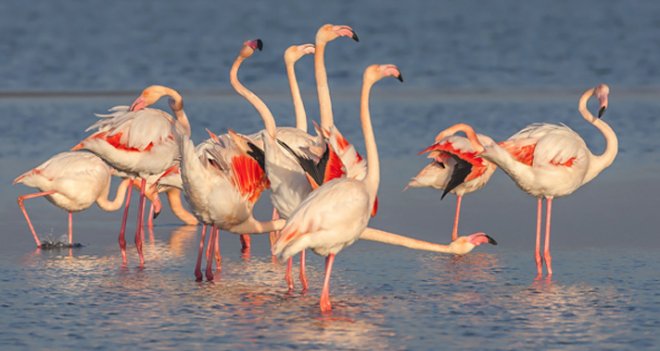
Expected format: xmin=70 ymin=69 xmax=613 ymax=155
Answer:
xmin=331 ymin=130 xmax=351 ymax=153
xmin=550 ymin=157 xmax=576 ymax=167
xmin=422 ymin=141 xmax=487 ymax=182
xmin=323 ymin=145 xmax=346 ymax=183
xmin=231 ymin=155 xmax=270 ymax=203
xmin=371 ymin=196 xmax=378 ymax=217
xmin=499 ymin=142 xmax=536 ymax=166
xmin=76 ymin=132 xmax=156 ymax=152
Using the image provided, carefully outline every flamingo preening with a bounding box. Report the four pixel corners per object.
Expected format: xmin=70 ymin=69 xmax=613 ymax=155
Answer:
xmin=73 ymin=86 xmax=191 ymax=266
xmin=439 ymin=84 xmax=617 ymax=279
xmin=14 ymin=151 xmax=136 ymax=247
xmin=408 ymin=131 xmax=497 ymax=241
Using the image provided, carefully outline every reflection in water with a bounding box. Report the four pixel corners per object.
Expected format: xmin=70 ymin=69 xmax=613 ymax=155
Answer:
xmin=168 ymin=225 xmax=198 ymax=257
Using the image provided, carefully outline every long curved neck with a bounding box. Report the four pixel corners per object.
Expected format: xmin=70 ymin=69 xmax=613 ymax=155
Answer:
xmin=578 ymin=89 xmax=619 ymax=184
xmin=314 ymin=40 xmax=333 ymax=130
xmin=166 ymin=188 xmax=198 ymax=225
xmin=360 ymin=78 xmax=379 ymax=200
xmin=286 ymin=60 xmax=308 ymax=132
xmin=96 ymin=178 xmax=131 ymax=211
xmin=360 ymin=227 xmax=457 ymax=253
xmin=164 ymin=88 xmax=191 ymax=136
xmin=230 ymin=55 xmax=277 ymax=138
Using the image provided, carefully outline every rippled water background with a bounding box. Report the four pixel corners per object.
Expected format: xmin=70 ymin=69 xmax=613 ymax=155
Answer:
xmin=1 ymin=1 xmax=659 ymax=350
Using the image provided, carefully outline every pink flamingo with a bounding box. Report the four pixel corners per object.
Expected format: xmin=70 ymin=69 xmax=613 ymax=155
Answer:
xmin=14 ymin=151 xmax=137 ymax=247
xmin=274 ymin=65 xmax=494 ymax=312
xmin=73 ymin=86 xmax=191 ymax=266
xmin=230 ymin=39 xmax=325 ymax=291
xmin=408 ymin=131 xmax=497 ymax=241
xmin=273 ymin=64 xmax=402 ymax=313
xmin=439 ymin=84 xmax=617 ymax=279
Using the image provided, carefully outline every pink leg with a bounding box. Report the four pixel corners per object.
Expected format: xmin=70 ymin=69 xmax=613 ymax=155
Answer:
xmin=147 ymin=203 xmax=154 ymax=230
xmin=534 ymin=198 xmax=543 ymax=280
xmin=285 ymin=257 xmax=294 ymax=291
xmin=139 ymin=194 xmax=148 ymax=242
xmin=194 ymin=224 xmax=207 ymax=281
xmin=119 ymin=184 xmax=133 ymax=265
xmin=320 ymin=254 xmax=335 ymax=313
xmin=451 ymin=195 xmax=463 ymax=241
xmin=205 ymin=227 xmax=217 ymax=281
xmin=206 ymin=225 xmax=216 ymax=263
xmin=269 ymin=208 xmax=280 ymax=263
xmin=544 ymin=197 xmax=553 ymax=278
xmin=214 ymin=230 xmax=221 ymax=267
xmin=68 ymin=212 xmax=73 ymax=245
xmin=240 ymin=234 xmax=251 ymax=252
xmin=17 ymin=190 xmax=56 ymax=247
xmin=300 ymin=250 xmax=308 ymax=292
xmin=134 ymin=178 xmax=147 ymax=267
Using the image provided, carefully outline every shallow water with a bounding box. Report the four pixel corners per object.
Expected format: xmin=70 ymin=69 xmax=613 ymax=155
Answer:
xmin=1 ymin=1 xmax=660 ymax=350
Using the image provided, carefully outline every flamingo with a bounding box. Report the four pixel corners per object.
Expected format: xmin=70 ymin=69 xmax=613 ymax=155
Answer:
xmin=73 ymin=86 xmax=190 ymax=266
xmin=272 ymin=64 xmax=402 ymax=313
xmin=14 ymin=151 xmax=135 ymax=248
xmin=314 ymin=23 xmax=380 ymax=217
xmin=130 ymin=83 xmax=282 ymax=281
xmin=439 ymin=84 xmax=617 ymax=279
xmin=230 ymin=39 xmax=325 ymax=291
xmin=408 ymin=131 xmax=498 ymax=241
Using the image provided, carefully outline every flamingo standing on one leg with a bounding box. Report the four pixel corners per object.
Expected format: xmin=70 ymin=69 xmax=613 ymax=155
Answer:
xmin=439 ymin=84 xmax=617 ymax=279
xmin=73 ymin=86 xmax=191 ymax=266
xmin=273 ymin=64 xmax=403 ymax=313
xmin=408 ymin=131 xmax=497 ymax=241
xmin=14 ymin=151 xmax=134 ymax=247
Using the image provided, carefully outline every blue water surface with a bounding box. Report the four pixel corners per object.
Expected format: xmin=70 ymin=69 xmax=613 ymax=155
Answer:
xmin=1 ymin=1 xmax=659 ymax=350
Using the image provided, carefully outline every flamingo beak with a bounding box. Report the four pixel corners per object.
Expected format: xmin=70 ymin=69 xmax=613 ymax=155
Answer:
xmin=129 ymin=96 xmax=147 ymax=112
xmin=396 ymin=73 xmax=404 ymax=82
xmin=596 ymin=93 xmax=608 ymax=118
xmin=485 ymin=235 xmax=498 ymax=245
xmin=247 ymin=39 xmax=263 ymax=51
xmin=351 ymin=31 xmax=359 ymax=42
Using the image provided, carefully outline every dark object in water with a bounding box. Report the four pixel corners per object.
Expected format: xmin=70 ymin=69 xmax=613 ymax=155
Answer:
xmin=38 ymin=240 xmax=83 ymax=250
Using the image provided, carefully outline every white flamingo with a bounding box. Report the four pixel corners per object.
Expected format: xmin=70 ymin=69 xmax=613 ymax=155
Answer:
xmin=73 ymin=85 xmax=191 ymax=266
xmin=273 ymin=64 xmax=402 ymax=312
xmin=14 ymin=151 xmax=134 ymax=247
xmin=408 ymin=129 xmax=497 ymax=241
xmin=439 ymin=84 xmax=617 ymax=279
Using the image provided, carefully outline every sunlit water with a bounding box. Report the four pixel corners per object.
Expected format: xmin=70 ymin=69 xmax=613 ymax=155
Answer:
xmin=1 ymin=1 xmax=660 ymax=350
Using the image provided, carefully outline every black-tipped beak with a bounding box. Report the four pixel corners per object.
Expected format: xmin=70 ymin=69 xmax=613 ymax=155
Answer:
xmin=397 ymin=74 xmax=404 ymax=82
xmin=153 ymin=210 xmax=161 ymax=219
xmin=486 ymin=235 xmax=498 ymax=245
xmin=598 ymin=106 xmax=606 ymax=118
xmin=351 ymin=32 xmax=359 ymax=42
xmin=256 ymin=39 xmax=263 ymax=51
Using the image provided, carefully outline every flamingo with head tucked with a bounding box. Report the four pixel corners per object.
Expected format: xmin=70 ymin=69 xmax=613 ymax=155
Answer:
xmin=73 ymin=85 xmax=190 ymax=266
xmin=439 ymin=84 xmax=617 ymax=279
xmin=408 ymin=130 xmax=497 ymax=241
xmin=14 ymin=151 xmax=137 ymax=248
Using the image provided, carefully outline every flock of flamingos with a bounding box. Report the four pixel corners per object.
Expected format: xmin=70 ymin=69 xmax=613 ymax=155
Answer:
xmin=12 ymin=24 xmax=618 ymax=312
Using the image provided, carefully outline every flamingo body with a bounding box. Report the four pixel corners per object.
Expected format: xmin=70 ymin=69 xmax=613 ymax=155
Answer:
xmin=14 ymin=151 xmax=113 ymax=212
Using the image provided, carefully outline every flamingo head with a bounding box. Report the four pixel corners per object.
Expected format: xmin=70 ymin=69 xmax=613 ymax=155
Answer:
xmin=284 ymin=43 xmax=315 ymax=64
xmin=144 ymin=183 xmax=162 ymax=219
xmin=449 ymin=232 xmax=498 ymax=255
xmin=239 ymin=39 xmax=263 ymax=59
xmin=365 ymin=64 xmax=404 ymax=84
xmin=594 ymin=83 xmax=609 ymax=118
xmin=129 ymin=85 xmax=176 ymax=112
xmin=316 ymin=24 xmax=359 ymax=44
